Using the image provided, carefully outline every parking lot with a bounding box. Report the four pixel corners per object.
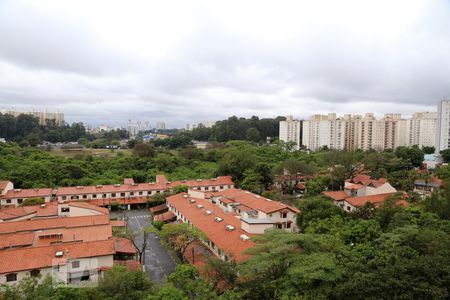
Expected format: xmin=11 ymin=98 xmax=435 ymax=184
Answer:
xmin=111 ymin=209 xmax=177 ymax=283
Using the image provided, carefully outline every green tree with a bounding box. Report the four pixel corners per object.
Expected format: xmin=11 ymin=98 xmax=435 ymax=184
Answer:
xmin=245 ymin=127 xmax=260 ymax=142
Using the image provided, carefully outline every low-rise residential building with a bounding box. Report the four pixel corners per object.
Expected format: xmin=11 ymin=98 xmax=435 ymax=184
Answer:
xmin=166 ymin=188 xmax=299 ymax=262
xmin=0 ymin=175 xmax=234 ymax=208
xmin=324 ymin=174 xmax=407 ymax=212
xmin=0 ymin=203 xmax=137 ymax=285
xmin=414 ymin=177 xmax=442 ymax=198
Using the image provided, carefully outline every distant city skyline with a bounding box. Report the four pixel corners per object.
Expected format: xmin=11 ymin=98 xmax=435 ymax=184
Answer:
xmin=0 ymin=0 xmax=448 ymax=127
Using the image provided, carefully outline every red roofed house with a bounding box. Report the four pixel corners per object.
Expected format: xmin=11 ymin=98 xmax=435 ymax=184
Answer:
xmin=166 ymin=189 xmax=299 ymax=262
xmin=414 ymin=177 xmax=443 ymax=198
xmin=324 ymin=174 xmax=404 ymax=212
xmin=0 ymin=202 xmax=138 ymax=285
xmin=1 ymin=175 xmax=234 ymax=209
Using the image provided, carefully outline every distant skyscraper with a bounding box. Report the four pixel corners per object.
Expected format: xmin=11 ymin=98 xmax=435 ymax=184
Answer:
xmin=156 ymin=122 xmax=166 ymax=130
xmin=279 ymin=115 xmax=301 ymax=150
xmin=437 ymin=100 xmax=450 ymax=151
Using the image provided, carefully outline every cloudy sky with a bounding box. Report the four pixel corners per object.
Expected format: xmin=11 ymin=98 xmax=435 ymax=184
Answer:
xmin=0 ymin=0 xmax=449 ymax=127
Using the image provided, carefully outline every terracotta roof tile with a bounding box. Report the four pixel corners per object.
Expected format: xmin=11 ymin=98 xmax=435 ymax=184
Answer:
xmin=4 ymin=188 xmax=53 ymax=199
xmin=0 ymin=214 xmax=110 ymax=234
xmin=323 ymin=191 xmax=349 ymax=201
xmin=211 ymin=188 xmax=299 ymax=214
xmin=0 ymin=239 xmax=115 ymax=274
xmin=167 ymin=193 xmax=255 ymax=261
xmin=114 ymin=237 xmax=136 ymax=254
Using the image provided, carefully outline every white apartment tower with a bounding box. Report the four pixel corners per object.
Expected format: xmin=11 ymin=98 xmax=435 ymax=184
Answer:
xmin=437 ymin=100 xmax=450 ymax=151
xmin=279 ymin=115 xmax=301 ymax=150
xmin=406 ymin=112 xmax=437 ymax=149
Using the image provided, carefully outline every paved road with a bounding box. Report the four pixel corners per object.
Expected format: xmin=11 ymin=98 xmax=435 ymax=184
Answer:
xmin=111 ymin=209 xmax=177 ymax=283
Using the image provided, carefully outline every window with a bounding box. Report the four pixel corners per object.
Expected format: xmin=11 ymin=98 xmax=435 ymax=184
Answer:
xmin=112 ymin=193 xmax=116 ymax=197
xmin=286 ymin=222 xmax=291 ymax=229
xmin=92 ymin=194 xmax=97 ymax=199
xmin=276 ymin=224 xmax=282 ymax=229
xmin=6 ymin=199 xmax=11 ymax=204
xmin=17 ymin=199 xmax=23 ymax=204
xmin=130 ymin=192 xmax=134 ymax=196
xmin=197 ymin=187 xmax=201 ymax=191
xmin=6 ymin=273 xmax=17 ymax=282
xmin=61 ymin=207 xmax=70 ymax=213
xmin=281 ymin=212 xmax=287 ymax=218
xmin=80 ymin=271 xmax=90 ymax=281
xmin=139 ymin=192 xmax=143 ymax=195
xmin=220 ymin=186 xmax=223 ymax=189
xmin=205 ymin=187 xmax=209 ymax=190
xmin=121 ymin=193 xmax=125 ymax=197
xmin=62 ymin=196 xmax=67 ymax=200
xmin=82 ymin=195 xmax=87 ymax=199
xmin=72 ymin=261 xmax=80 ymax=268
xmin=30 ymin=270 xmax=40 ymax=277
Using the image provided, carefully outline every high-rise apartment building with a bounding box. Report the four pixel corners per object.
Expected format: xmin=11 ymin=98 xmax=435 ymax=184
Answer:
xmin=279 ymin=115 xmax=301 ymax=150
xmin=406 ymin=112 xmax=437 ymax=149
xmin=1 ymin=109 xmax=64 ymax=126
xmin=383 ymin=114 xmax=407 ymax=150
xmin=437 ymin=100 xmax=450 ymax=152
xmin=156 ymin=122 xmax=166 ymax=130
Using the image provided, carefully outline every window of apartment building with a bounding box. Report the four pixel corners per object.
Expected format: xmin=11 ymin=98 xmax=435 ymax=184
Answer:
xmin=72 ymin=261 xmax=80 ymax=269
xmin=205 ymin=186 xmax=209 ymax=190
xmin=30 ymin=270 xmax=40 ymax=277
xmin=6 ymin=273 xmax=17 ymax=282
xmin=220 ymin=186 xmax=223 ymax=189
xmin=139 ymin=192 xmax=143 ymax=196
xmin=130 ymin=192 xmax=134 ymax=196
xmin=103 ymin=194 xmax=107 ymax=198
xmin=197 ymin=187 xmax=201 ymax=191
xmin=61 ymin=207 xmax=70 ymax=213
xmin=120 ymin=193 xmax=125 ymax=197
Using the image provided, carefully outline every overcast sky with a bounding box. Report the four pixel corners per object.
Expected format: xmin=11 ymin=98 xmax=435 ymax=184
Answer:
xmin=0 ymin=0 xmax=449 ymax=127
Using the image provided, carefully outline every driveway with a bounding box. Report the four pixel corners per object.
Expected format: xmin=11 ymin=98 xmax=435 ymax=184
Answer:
xmin=111 ymin=209 xmax=177 ymax=283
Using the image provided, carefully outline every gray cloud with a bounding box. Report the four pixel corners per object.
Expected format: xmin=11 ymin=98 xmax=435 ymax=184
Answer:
xmin=0 ymin=0 xmax=449 ymax=127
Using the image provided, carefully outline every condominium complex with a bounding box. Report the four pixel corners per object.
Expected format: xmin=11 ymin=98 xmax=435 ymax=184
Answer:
xmin=285 ymin=110 xmax=438 ymax=151
xmin=437 ymin=100 xmax=450 ymax=151
xmin=279 ymin=115 xmax=301 ymax=150
xmin=406 ymin=112 xmax=437 ymax=148
xmin=1 ymin=109 xmax=64 ymax=126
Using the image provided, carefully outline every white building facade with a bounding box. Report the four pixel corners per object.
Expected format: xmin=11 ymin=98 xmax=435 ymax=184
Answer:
xmin=437 ymin=100 xmax=450 ymax=152
xmin=279 ymin=115 xmax=301 ymax=150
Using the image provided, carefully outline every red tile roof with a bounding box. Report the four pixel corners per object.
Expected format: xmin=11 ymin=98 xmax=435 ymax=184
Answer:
xmin=0 ymin=201 xmax=107 ymax=221
xmin=0 ymin=214 xmax=110 ymax=234
xmin=323 ymin=191 xmax=349 ymax=201
xmin=113 ymin=260 xmax=142 ymax=271
xmin=123 ymin=178 xmax=135 ymax=185
xmin=0 ymin=239 xmax=115 ymax=274
xmin=344 ymin=193 xmax=408 ymax=207
xmin=0 ymin=181 xmax=12 ymax=190
xmin=4 ymin=188 xmax=53 ymax=199
xmin=0 ymin=206 xmax=38 ymax=221
xmin=149 ymin=204 xmax=168 ymax=214
xmin=114 ymin=237 xmax=137 ymax=254
xmin=211 ymin=188 xmax=299 ymax=214
xmin=0 ymin=232 xmax=35 ymax=250
xmin=156 ymin=175 xmax=168 ymax=184
xmin=154 ymin=211 xmax=176 ymax=222
xmin=167 ymin=193 xmax=255 ymax=261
